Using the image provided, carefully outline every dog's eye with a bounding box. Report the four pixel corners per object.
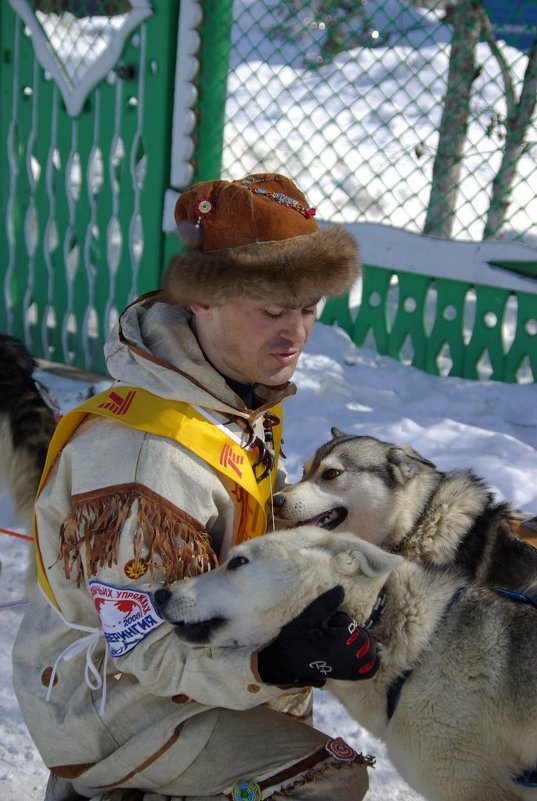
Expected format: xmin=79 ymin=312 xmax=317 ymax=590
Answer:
xmin=321 ymin=468 xmax=342 ymax=481
xmin=227 ymin=555 xmax=249 ymax=570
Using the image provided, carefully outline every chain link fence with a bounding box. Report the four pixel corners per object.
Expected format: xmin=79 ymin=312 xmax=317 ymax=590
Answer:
xmin=2 ymin=0 xmax=535 ymax=375
xmin=220 ymin=0 xmax=537 ymax=243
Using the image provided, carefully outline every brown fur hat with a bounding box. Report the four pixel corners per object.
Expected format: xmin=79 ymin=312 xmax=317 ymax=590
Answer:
xmin=162 ymin=173 xmax=360 ymax=307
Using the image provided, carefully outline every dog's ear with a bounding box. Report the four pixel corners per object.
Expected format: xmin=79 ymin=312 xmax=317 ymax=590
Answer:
xmin=330 ymin=427 xmax=348 ymax=439
xmin=387 ymin=445 xmax=435 ymax=484
xmin=330 ymin=534 xmax=403 ymax=578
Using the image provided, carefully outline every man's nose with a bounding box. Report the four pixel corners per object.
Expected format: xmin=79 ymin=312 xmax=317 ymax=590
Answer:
xmin=278 ymin=313 xmax=309 ymax=342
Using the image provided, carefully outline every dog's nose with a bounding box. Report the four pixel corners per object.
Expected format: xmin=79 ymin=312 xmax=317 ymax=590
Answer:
xmin=272 ymin=493 xmax=286 ymax=509
xmin=153 ymin=588 xmax=171 ymax=608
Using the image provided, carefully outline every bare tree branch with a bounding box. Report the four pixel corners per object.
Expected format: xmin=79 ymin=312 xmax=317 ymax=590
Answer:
xmin=479 ymin=8 xmax=516 ymax=112
xmin=423 ymin=0 xmax=482 ymax=238
xmin=484 ymin=38 xmax=537 ymax=238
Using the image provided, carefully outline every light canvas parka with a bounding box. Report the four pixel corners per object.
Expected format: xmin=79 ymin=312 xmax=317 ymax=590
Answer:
xmin=12 ymin=297 xmax=370 ymax=800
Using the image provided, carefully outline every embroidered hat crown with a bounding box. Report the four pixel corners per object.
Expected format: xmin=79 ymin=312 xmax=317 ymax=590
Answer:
xmin=163 ymin=172 xmax=360 ymax=306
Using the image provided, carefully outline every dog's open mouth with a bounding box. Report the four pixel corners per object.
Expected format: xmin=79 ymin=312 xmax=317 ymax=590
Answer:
xmin=171 ymin=617 xmax=227 ymax=644
xmin=299 ymin=507 xmax=348 ymax=531
xmin=153 ymin=589 xmax=227 ymax=643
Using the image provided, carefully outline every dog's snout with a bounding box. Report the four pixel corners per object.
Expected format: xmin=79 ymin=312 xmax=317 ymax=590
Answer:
xmin=272 ymin=493 xmax=286 ymax=509
xmin=153 ymin=588 xmax=171 ymax=608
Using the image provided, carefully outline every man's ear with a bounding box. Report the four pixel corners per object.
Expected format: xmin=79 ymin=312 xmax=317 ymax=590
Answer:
xmin=189 ymin=302 xmax=212 ymax=319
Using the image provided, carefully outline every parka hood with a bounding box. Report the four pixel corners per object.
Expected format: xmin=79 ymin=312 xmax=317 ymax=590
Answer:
xmin=104 ymin=293 xmax=296 ymax=417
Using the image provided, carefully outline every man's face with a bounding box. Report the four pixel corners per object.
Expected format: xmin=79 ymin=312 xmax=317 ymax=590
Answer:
xmin=191 ymin=298 xmax=317 ymax=386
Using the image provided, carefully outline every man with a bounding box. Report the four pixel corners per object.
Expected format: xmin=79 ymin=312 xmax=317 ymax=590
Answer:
xmin=13 ymin=174 xmax=376 ymax=801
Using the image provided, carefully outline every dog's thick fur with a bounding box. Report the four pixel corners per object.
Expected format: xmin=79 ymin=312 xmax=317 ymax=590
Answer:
xmin=0 ymin=335 xmax=57 ymax=589
xmin=271 ymin=431 xmax=537 ymax=599
xmin=154 ymin=526 xmax=537 ymax=801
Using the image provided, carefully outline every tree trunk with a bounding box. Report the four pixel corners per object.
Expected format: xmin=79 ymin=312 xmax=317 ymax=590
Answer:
xmin=483 ymin=39 xmax=537 ymax=239
xmin=423 ymin=0 xmax=482 ymax=238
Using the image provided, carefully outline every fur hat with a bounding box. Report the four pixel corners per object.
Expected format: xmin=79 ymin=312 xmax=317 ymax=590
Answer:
xmin=162 ymin=173 xmax=360 ymax=307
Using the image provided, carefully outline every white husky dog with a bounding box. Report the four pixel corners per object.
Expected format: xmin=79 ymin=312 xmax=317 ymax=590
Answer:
xmin=154 ymin=527 xmax=537 ymax=801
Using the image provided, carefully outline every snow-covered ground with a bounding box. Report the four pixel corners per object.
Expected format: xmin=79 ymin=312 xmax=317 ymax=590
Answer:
xmin=1 ymin=321 xmax=536 ymax=801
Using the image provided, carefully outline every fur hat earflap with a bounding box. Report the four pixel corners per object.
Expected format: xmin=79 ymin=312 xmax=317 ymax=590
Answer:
xmin=162 ymin=173 xmax=361 ymax=307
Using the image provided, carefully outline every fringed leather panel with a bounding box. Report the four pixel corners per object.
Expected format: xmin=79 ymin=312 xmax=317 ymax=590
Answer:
xmin=58 ymin=483 xmax=218 ymax=585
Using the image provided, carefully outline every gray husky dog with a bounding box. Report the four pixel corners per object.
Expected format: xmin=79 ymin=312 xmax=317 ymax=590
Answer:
xmin=0 ymin=334 xmax=58 ymax=590
xmin=154 ymin=526 xmax=537 ymax=801
xmin=271 ymin=430 xmax=537 ymax=599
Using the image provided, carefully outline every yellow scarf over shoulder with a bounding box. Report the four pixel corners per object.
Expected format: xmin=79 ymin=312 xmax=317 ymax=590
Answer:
xmin=35 ymin=386 xmax=283 ymax=609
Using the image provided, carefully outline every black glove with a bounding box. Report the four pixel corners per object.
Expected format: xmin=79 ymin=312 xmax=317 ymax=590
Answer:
xmin=257 ymin=586 xmax=379 ymax=687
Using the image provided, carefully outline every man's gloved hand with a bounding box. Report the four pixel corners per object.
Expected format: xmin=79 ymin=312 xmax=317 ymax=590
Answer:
xmin=257 ymin=586 xmax=379 ymax=687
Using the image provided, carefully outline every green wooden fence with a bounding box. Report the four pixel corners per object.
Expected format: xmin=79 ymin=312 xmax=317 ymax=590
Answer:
xmin=0 ymin=0 xmax=237 ymax=372
xmin=320 ymin=224 xmax=537 ymax=383
xmin=1 ymin=0 xmax=535 ymax=383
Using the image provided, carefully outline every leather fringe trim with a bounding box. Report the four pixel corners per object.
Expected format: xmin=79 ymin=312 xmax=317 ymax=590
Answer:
xmin=58 ymin=483 xmax=218 ymax=585
xmin=269 ymin=760 xmax=362 ymax=799
xmin=226 ymin=742 xmax=374 ymax=800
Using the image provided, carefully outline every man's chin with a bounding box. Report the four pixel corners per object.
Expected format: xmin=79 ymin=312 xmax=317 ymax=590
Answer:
xmin=261 ymin=368 xmax=296 ymax=387
xmin=261 ymin=356 xmax=301 ymax=386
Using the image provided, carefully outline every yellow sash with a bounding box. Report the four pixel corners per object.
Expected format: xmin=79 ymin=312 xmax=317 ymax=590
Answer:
xmin=35 ymin=386 xmax=283 ymax=608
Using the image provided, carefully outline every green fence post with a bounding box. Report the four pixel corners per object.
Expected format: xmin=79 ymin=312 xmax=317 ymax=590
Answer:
xmin=191 ymin=0 xmax=234 ymax=184
xmin=463 ymin=285 xmax=509 ymax=381
xmin=503 ymin=293 xmax=537 ymax=382
xmin=319 ymin=294 xmax=353 ymax=335
xmin=387 ymin=272 xmax=430 ymax=371
xmin=162 ymin=0 xmax=234 ymax=269
xmin=352 ymin=265 xmax=393 ymax=355
xmin=425 ymin=277 xmax=470 ymax=377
